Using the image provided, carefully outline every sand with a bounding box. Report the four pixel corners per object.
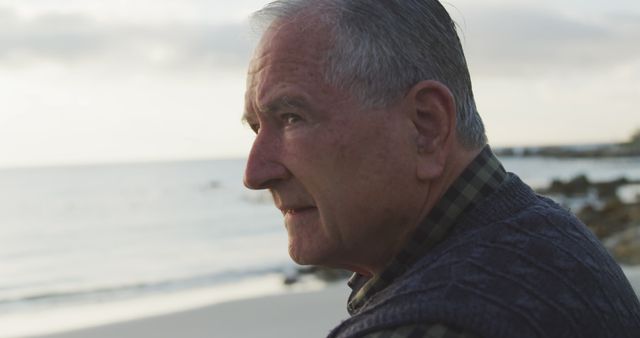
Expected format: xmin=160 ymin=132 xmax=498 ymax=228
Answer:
xmin=25 ymin=267 xmax=640 ymax=338
xmin=28 ymin=284 xmax=351 ymax=338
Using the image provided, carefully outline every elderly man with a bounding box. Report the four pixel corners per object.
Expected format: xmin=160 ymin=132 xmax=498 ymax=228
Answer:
xmin=242 ymin=1 xmax=640 ymax=337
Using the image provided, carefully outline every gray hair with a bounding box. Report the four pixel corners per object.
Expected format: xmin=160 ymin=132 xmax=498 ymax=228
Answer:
xmin=252 ymin=0 xmax=487 ymax=149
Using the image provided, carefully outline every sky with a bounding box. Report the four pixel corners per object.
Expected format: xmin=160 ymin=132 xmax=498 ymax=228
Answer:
xmin=1 ymin=0 xmax=639 ymax=168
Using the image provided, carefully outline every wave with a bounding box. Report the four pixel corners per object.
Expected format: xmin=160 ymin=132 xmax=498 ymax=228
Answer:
xmin=0 ymin=265 xmax=289 ymax=309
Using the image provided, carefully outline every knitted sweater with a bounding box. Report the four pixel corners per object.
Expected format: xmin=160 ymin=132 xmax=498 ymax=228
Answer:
xmin=329 ymin=174 xmax=640 ymax=338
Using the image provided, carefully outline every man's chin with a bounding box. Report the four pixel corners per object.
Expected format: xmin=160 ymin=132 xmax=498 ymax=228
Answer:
xmin=287 ymin=247 xmax=317 ymax=266
xmin=287 ymin=241 xmax=336 ymax=267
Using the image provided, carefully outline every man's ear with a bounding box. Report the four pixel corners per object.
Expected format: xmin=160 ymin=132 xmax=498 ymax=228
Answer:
xmin=406 ymin=80 xmax=457 ymax=181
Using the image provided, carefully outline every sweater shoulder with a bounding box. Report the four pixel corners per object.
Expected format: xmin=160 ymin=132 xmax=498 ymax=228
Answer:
xmin=333 ymin=179 xmax=640 ymax=338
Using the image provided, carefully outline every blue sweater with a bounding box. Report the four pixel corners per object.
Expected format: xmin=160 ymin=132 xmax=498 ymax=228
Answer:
xmin=329 ymin=174 xmax=640 ymax=338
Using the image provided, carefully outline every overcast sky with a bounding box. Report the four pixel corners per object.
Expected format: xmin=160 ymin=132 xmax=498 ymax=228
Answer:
xmin=1 ymin=0 xmax=639 ymax=168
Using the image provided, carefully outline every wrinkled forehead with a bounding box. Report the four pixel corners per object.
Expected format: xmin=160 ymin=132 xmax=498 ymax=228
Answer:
xmin=244 ymin=18 xmax=333 ymax=114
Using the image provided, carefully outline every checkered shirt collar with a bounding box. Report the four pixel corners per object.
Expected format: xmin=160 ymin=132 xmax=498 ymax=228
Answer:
xmin=347 ymin=146 xmax=507 ymax=314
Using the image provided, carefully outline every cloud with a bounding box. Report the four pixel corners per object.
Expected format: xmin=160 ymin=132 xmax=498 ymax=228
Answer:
xmin=0 ymin=7 xmax=255 ymax=70
xmin=460 ymin=6 xmax=640 ymax=77
xmin=2 ymin=4 xmax=639 ymax=78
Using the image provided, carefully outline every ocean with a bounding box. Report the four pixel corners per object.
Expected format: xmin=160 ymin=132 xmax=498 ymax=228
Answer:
xmin=1 ymin=156 xmax=640 ymax=337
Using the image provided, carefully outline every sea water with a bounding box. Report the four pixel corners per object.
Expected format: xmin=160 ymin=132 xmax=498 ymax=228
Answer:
xmin=0 ymin=156 xmax=639 ymax=337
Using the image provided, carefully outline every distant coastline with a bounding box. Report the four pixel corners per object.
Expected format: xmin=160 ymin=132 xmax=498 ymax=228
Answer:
xmin=495 ymin=144 xmax=640 ymax=158
xmin=495 ymin=130 xmax=640 ymax=158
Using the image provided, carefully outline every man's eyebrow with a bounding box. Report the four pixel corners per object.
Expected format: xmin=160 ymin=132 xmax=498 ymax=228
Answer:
xmin=242 ymin=96 xmax=310 ymax=125
xmin=263 ymin=96 xmax=310 ymax=114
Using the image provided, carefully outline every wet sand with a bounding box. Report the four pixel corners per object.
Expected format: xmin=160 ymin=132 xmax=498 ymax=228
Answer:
xmin=29 ymin=284 xmax=350 ymax=338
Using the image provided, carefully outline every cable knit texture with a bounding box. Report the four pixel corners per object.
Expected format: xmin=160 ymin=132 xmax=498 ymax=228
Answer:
xmin=328 ymin=174 xmax=640 ymax=338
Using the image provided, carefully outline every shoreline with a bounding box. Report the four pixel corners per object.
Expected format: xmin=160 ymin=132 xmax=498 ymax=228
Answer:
xmin=8 ymin=266 xmax=640 ymax=338
xmin=2 ymin=274 xmax=334 ymax=338
xmin=25 ymin=282 xmax=350 ymax=338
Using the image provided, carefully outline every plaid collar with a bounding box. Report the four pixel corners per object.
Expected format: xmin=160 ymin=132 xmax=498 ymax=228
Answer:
xmin=347 ymin=146 xmax=507 ymax=314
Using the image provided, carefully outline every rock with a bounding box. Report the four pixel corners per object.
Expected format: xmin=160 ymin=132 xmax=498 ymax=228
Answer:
xmin=545 ymin=175 xmax=591 ymax=197
xmin=604 ymin=225 xmax=640 ymax=265
xmin=283 ymin=275 xmax=299 ymax=285
xmin=579 ymin=198 xmax=636 ymax=239
xmin=595 ymin=177 xmax=630 ymax=199
xmin=282 ymin=265 xmax=351 ymax=285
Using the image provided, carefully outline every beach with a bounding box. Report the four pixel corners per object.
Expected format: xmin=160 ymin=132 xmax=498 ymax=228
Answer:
xmin=28 ymin=283 xmax=350 ymax=338
xmin=26 ymin=266 xmax=640 ymax=338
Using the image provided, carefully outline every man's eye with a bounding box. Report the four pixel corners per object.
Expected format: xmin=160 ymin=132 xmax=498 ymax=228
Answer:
xmin=281 ymin=113 xmax=301 ymax=125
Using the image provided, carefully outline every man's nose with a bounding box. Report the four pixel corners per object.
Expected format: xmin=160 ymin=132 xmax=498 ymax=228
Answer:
xmin=243 ymin=134 xmax=290 ymax=190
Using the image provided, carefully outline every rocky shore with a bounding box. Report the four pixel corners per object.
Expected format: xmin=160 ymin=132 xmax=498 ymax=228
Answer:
xmin=538 ymin=175 xmax=640 ymax=265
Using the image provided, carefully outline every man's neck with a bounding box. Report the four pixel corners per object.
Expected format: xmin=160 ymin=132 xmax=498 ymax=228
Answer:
xmin=365 ymin=144 xmax=484 ymax=276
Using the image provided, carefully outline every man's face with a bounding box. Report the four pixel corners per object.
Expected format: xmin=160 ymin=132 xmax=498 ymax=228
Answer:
xmin=243 ymin=22 xmax=422 ymax=272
